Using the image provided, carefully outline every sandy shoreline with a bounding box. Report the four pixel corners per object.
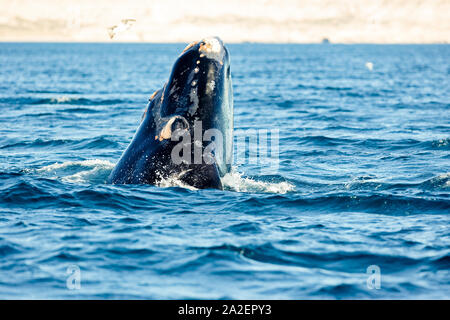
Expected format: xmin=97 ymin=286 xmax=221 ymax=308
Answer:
xmin=1 ymin=0 xmax=449 ymax=43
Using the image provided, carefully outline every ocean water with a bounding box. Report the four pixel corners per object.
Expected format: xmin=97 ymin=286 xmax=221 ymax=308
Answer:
xmin=0 ymin=43 xmax=449 ymax=299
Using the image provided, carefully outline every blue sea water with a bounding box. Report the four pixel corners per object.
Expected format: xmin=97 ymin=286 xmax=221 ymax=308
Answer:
xmin=0 ymin=43 xmax=449 ymax=299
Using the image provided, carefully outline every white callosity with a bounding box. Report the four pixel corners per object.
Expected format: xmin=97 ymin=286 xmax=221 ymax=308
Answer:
xmin=198 ymin=37 xmax=225 ymax=63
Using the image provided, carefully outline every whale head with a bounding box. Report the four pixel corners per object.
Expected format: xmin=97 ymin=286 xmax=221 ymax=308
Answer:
xmin=107 ymin=37 xmax=233 ymax=189
xmin=158 ymin=37 xmax=233 ymax=177
xmin=161 ymin=37 xmax=232 ymax=120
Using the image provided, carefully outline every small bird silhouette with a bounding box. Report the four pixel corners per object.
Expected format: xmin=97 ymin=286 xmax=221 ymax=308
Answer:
xmin=107 ymin=19 xmax=136 ymax=39
xmin=365 ymin=61 xmax=374 ymax=71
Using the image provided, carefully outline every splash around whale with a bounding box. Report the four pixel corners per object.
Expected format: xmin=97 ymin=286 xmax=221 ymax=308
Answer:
xmin=107 ymin=37 xmax=233 ymax=189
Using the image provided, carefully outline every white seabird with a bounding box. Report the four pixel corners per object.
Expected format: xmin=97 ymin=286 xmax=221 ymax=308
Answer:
xmin=107 ymin=19 xmax=136 ymax=39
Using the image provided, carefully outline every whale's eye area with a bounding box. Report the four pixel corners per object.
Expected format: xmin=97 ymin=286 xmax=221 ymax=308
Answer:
xmin=156 ymin=116 xmax=190 ymax=141
xmin=171 ymin=117 xmax=189 ymax=132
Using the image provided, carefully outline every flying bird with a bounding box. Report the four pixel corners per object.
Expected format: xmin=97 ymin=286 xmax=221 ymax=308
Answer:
xmin=107 ymin=19 xmax=136 ymax=39
xmin=365 ymin=61 xmax=374 ymax=71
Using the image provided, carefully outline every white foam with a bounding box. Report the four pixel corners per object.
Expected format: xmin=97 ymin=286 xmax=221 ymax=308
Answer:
xmin=38 ymin=159 xmax=113 ymax=172
xmin=435 ymin=172 xmax=450 ymax=188
xmin=222 ymin=168 xmax=295 ymax=194
xmin=156 ymin=171 xmax=198 ymax=191
xmin=50 ymin=96 xmax=73 ymax=103
xmin=37 ymin=159 xmax=115 ymax=183
xmin=62 ymin=166 xmax=110 ymax=183
xmin=151 ymin=167 xmax=294 ymax=194
xmin=365 ymin=61 xmax=374 ymax=71
xmin=36 ymin=160 xmax=294 ymax=193
xmin=434 ymin=138 xmax=449 ymax=147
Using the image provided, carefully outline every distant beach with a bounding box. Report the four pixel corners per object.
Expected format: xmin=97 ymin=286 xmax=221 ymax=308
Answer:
xmin=0 ymin=0 xmax=448 ymax=43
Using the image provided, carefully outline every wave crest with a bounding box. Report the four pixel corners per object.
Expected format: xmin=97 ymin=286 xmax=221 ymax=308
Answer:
xmin=37 ymin=159 xmax=114 ymax=184
xmin=222 ymin=169 xmax=295 ymax=194
xmin=35 ymin=160 xmax=294 ymax=194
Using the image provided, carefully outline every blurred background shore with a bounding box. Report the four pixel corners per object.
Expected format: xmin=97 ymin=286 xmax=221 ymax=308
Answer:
xmin=0 ymin=0 xmax=448 ymax=43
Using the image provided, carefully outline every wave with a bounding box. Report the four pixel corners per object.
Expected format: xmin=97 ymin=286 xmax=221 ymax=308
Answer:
xmin=420 ymin=172 xmax=450 ymax=189
xmin=228 ymin=192 xmax=449 ymax=215
xmin=28 ymin=158 xmax=450 ymax=196
xmin=188 ymin=242 xmax=422 ymax=273
xmin=344 ymin=173 xmax=450 ymax=191
xmin=0 ymin=96 xmax=130 ymax=106
xmin=431 ymin=138 xmax=450 ymax=149
xmin=36 ymin=159 xmax=115 ymax=184
xmin=1 ymin=138 xmax=70 ymax=149
xmin=58 ymin=107 xmax=101 ymax=114
xmin=32 ymin=159 xmax=295 ymax=194
xmin=221 ymin=169 xmax=295 ymax=194
xmin=152 ymin=167 xmax=295 ymax=194
xmin=296 ymin=136 xmax=450 ymax=150
xmin=25 ymin=89 xmax=82 ymax=94
xmin=2 ymin=165 xmax=447 ymax=214
xmin=298 ymin=135 xmax=353 ymax=146
xmin=0 ymin=137 xmax=120 ymax=150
